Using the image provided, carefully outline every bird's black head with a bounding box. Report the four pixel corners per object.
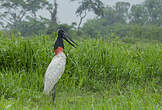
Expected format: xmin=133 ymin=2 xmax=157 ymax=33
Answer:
xmin=54 ymin=29 xmax=64 ymax=50
xmin=54 ymin=29 xmax=78 ymax=52
xmin=57 ymin=29 xmax=64 ymax=39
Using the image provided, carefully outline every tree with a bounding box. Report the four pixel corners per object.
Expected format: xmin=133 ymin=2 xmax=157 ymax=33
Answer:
xmin=129 ymin=4 xmax=148 ymax=25
xmin=144 ymin=0 xmax=162 ymax=26
xmin=102 ymin=6 xmax=117 ymax=25
xmin=115 ymin=1 xmax=130 ymax=23
xmin=46 ymin=0 xmax=58 ymax=24
xmin=71 ymin=0 xmax=104 ymax=32
xmin=46 ymin=0 xmax=59 ymax=34
xmin=26 ymin=0 xmax=48 ymax=18
xmin=13 ymin=17 xmax=48 ymax=36
xmin=0 ymin=0 xmax=48 ymax=29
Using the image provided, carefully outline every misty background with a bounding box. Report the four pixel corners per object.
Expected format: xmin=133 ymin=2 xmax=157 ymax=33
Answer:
xmin=0 ymin=0 xmax=161 ymax=41
xmin=43 ymin=0 xmax=145 ymax=24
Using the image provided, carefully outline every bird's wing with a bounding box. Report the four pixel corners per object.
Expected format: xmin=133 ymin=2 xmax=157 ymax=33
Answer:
xmin=44 ymin=55 xmax=66 ymax=95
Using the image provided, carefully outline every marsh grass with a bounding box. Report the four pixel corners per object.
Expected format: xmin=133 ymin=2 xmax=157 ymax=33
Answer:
xmin=0 ymin=87 xmax=161 ymax=110
xmin=0 ymin=34 xmax=162 ymax=109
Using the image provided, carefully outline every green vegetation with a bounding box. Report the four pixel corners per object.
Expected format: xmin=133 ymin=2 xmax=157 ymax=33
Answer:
xmin=1 ymin=0 xmax=162 ymax=38
xmin=82 ymin=23 xmax=162 ymax=41
xmin=0 ymin=0 xmax=162 ymax=109
xmin=0 ymin=34 xmax=161 ymax=109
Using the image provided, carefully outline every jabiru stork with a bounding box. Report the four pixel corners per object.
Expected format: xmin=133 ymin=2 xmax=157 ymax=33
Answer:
xmin=43 ymin=29 xmax=78 ymax=105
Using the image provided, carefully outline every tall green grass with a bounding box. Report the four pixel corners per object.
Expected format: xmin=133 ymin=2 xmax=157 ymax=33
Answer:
xmin=0 ymin=35 xmax=162 ymax=90
xmin=0 ymin=34 xmax=162 ymax=109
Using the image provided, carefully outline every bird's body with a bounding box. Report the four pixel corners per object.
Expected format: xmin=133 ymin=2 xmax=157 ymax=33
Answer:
xmin=44 ymin=52 xmax=66 ymax=95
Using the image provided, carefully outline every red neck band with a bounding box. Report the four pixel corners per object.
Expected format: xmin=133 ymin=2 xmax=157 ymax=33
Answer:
xmin=54 ymin=47 xmax=63 ymax=55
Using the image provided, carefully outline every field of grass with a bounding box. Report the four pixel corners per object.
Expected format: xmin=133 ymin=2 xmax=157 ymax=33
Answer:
xmin=0 ymin=34 xmax=162 ymax=110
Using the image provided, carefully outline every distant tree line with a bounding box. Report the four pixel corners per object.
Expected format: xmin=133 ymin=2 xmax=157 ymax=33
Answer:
xmin=0 ymin=0 xmax=162 ymax=40
xmin=0 ymin=0 xmax=104 ymax=36
xmin=82 ymin=0 xmax=162 ymax=41
xmin=0 ymin=0 xmax=59 ymax=36
xmin=103 ymin=0 xmax=162 ymax=26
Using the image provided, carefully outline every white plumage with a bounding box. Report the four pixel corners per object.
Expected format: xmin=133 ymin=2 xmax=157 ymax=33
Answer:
xmin=44 ymin=52 xmax=66 ymax=95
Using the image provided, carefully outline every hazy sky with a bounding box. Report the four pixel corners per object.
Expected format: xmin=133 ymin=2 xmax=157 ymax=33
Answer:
xmin=41 ymin=0 xmax=145 ymax=25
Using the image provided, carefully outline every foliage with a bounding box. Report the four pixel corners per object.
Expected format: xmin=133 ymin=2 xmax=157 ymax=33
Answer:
xmin=0 ymin=34 xmax=161 ymax=109
xmin=0 ymin=0 xmax=161 ymax=108
xmin=0 ymin=0 xmax=48 ymax=27
xmin=71 ymin=0 xmax=104 ymax=32
xmin=115 ymin=1 xmax=130 ymax=23
xmin=144 ymin=0 xmax=162 ymax=26
xmin=81 ymin=0 xmax=162 ymax=38
xmin=0 ymin=0 xmax=61 ymax=36
xmin=46 ymin=0 xmax=58 ymax=24
xmin=0 ymin=87 xmax=161 ymax=109
xmin=0 ymin=0 xmax=162 ymax=37
xmin=129 ymin=4 xmax=148 ymax=25
xmin=82 ymin=21 xmax=162 ymax=41
xmin=0 ymin=35 xmax=161 ymax=91
xmin=10 ymin=17 xmax=48 ymax=36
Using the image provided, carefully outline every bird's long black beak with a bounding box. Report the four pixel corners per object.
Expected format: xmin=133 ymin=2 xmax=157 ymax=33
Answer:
xmin=63 ymin=33 xmax=78 ymax=48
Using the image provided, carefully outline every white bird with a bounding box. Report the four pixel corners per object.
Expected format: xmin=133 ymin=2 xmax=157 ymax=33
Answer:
xmin=43 ymin=29 xmax=78 ymax=105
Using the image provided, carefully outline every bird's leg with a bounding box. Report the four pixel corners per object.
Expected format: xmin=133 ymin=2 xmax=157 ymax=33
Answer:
xmin=53 ymin=84 xmax=56 ymax=104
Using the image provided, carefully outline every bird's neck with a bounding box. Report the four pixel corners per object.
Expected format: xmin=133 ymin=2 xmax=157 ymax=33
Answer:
xmin=54 ymin=37 xmax=64 ymax=55
xmin=54 ymin=46 xmax=64 ymax=55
